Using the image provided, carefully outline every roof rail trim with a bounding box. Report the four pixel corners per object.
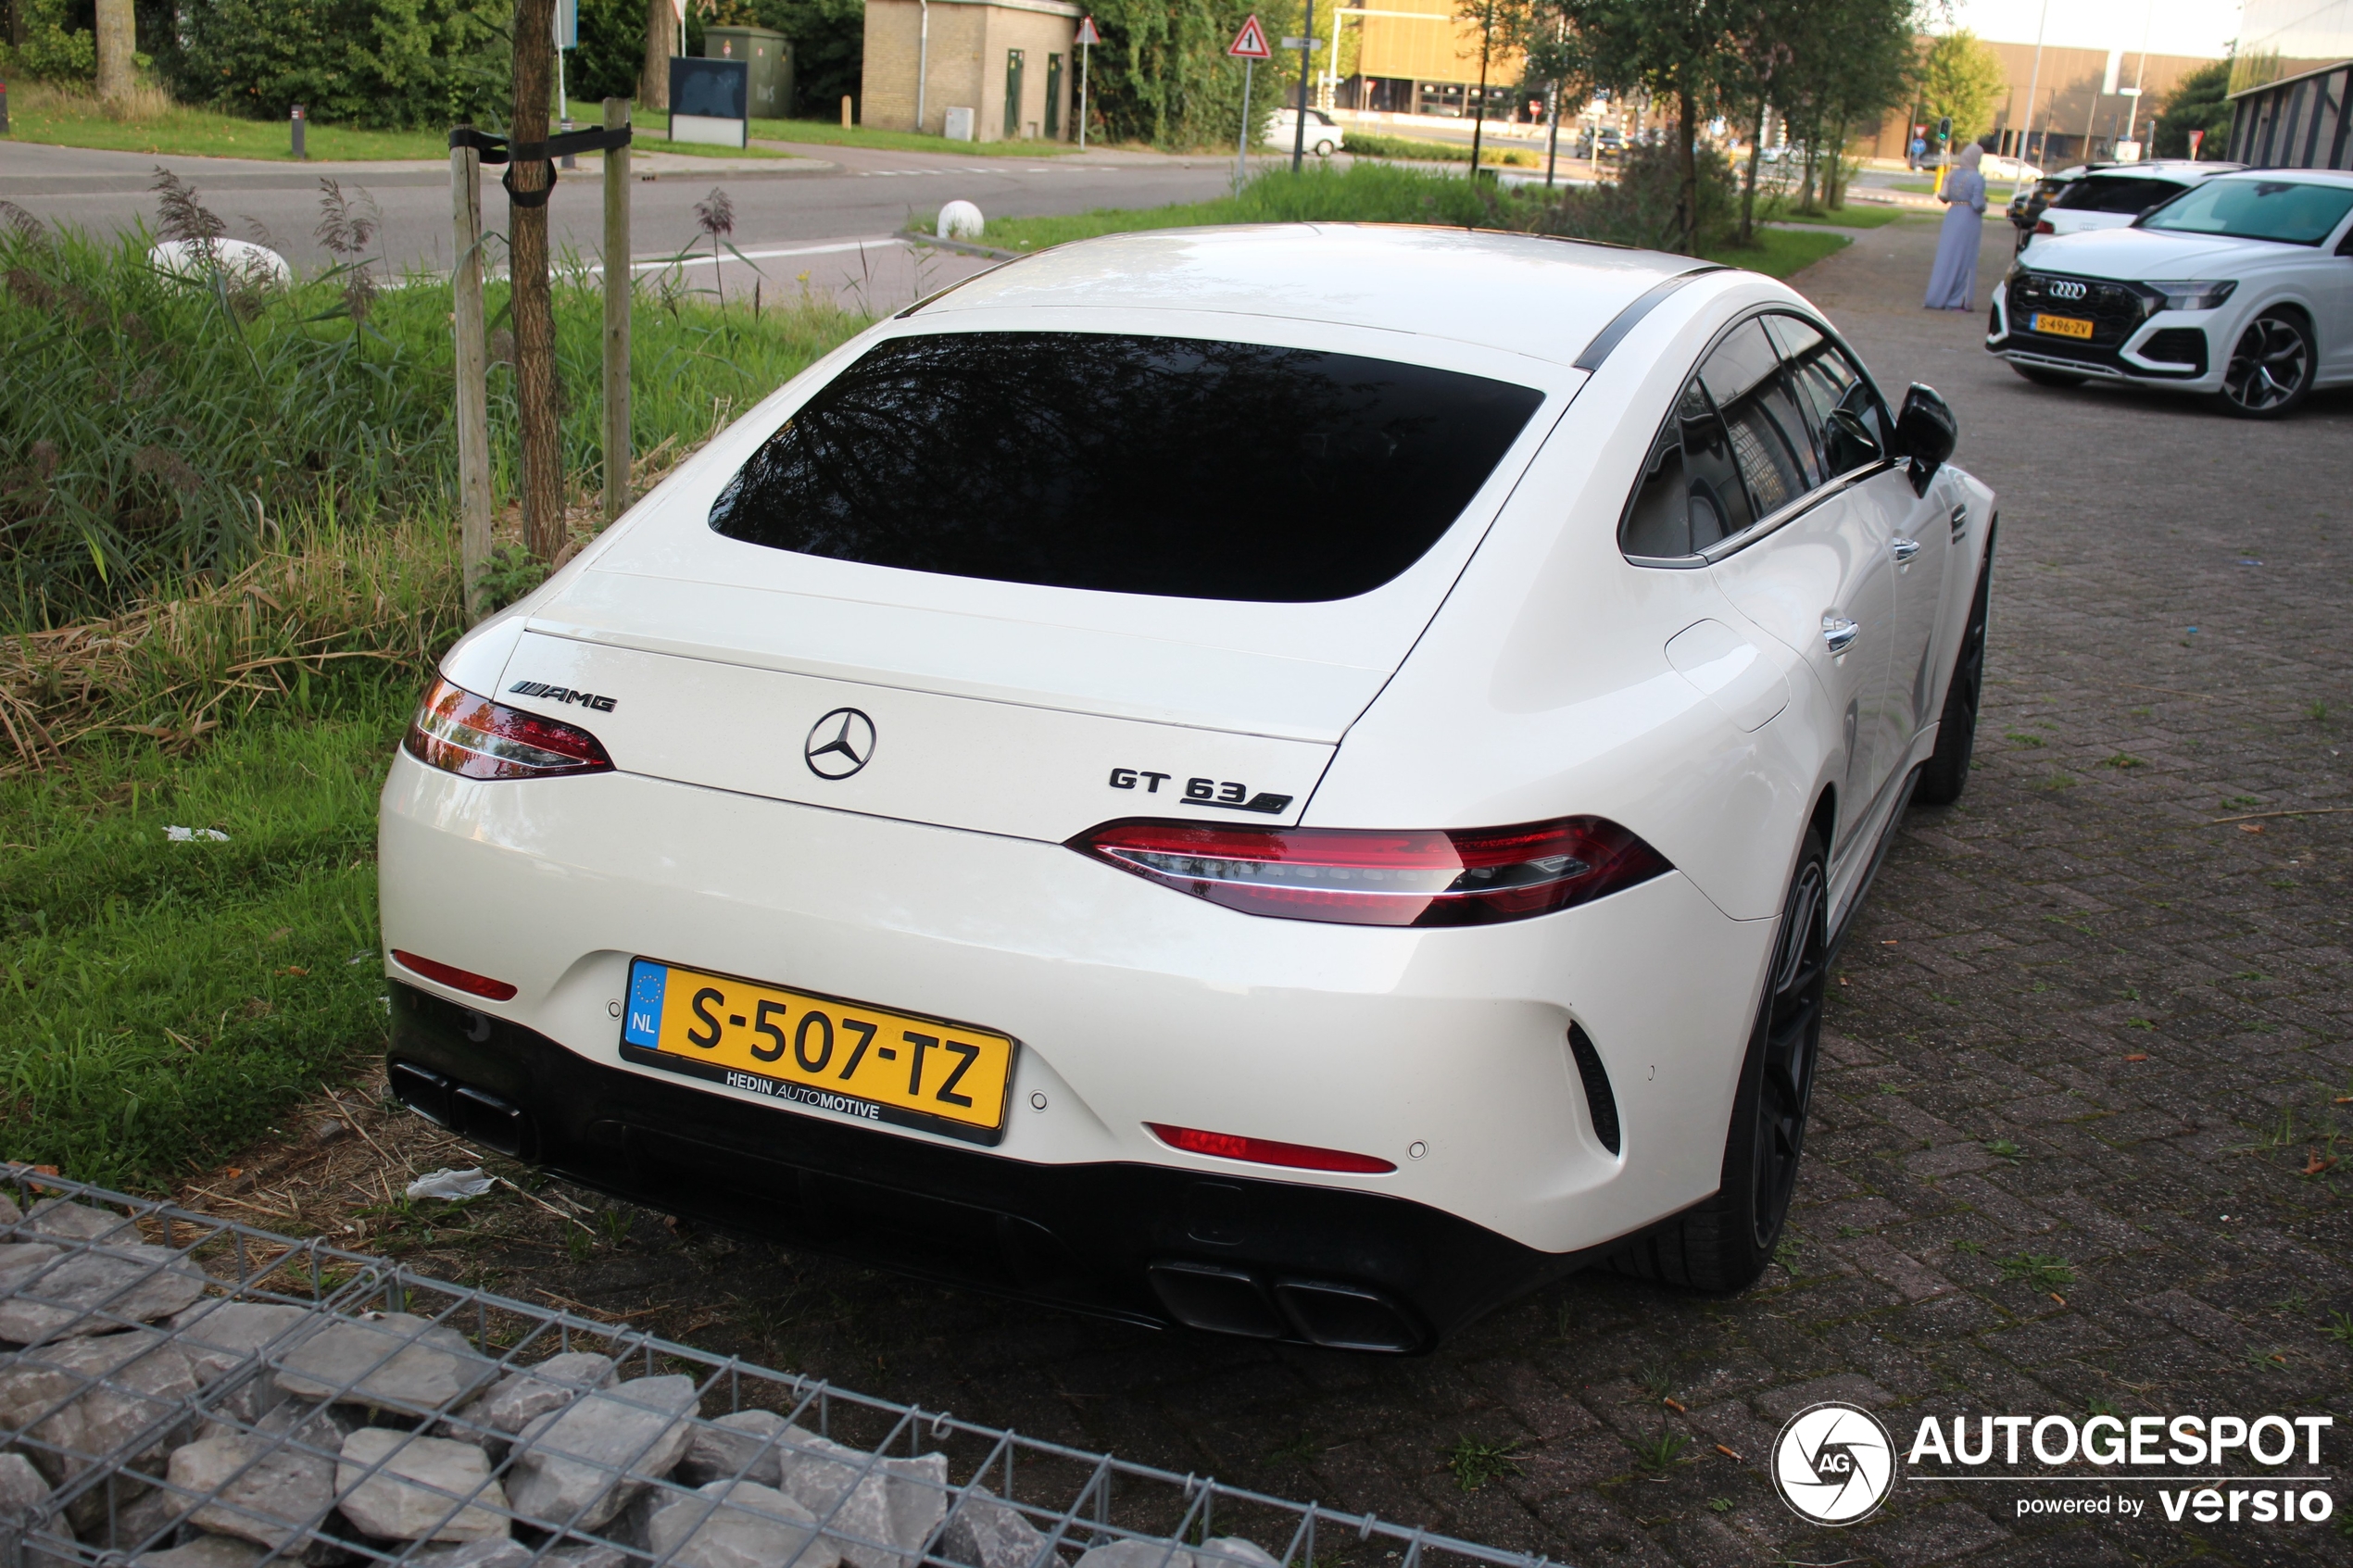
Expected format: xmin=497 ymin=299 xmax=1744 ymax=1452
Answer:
xmin=1571 ymin=265 xmax=1726 ymax=371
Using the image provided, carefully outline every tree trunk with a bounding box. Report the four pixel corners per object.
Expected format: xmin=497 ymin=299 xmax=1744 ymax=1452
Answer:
xmin=511 ymin=0 xmax=564 ymax=563
xmin=1676 ymin=83 xmax=1699 ymax=257
xmin=1798 ymin=138 xmax=1818 ymax=213
xmin=1825 ymin=113 xmax=1849 ymax=207
xmin=1738 ymin=99 xmax=1766 ymax=246
xmin=94 ymin=0 xmax=135 ymax=102
xmin=639 ymin=0 xmax=671 ymax=111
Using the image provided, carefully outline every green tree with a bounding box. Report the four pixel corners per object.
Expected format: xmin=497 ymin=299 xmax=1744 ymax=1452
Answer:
xmin=2152 ymin=57 xmax=2233 ymax=158
xmin=1084 ymin=0 xmax=1302 ymax=149
xmin=1917 ymin=28 xmax=2004 ymax=145
xmin=1555 ymin=0 xmax=1747 ymax=256
xmin=168 ymin=0 xmax=510 ymax=128
xmin=0 ymin=0 xmax=95 ymax=81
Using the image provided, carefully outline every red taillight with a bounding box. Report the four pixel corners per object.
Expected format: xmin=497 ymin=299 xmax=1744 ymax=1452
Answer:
xmin=1147 ymin=1123 xmax=1396 ymax=1174
xmin=2032 ymin=219 xmax=2055 ymax=234
xmin=403 ymin=677 xmax=614 ymax=780
xmin=1070 ymin=816 xmax=1668 ymax=927
xmin=391 ymin=950 xmax=519 ymax=1001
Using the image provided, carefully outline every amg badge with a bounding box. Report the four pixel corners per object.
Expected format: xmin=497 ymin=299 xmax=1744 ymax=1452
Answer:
xmin=508 ymin=680 xmax=618 ymax=712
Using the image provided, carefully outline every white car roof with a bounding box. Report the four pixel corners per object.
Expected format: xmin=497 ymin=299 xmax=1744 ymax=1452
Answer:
xmin=2202 ymin=166 xmax=2353 ymax=185
xmin=918 ymin=224 xmax=1704 ymax=370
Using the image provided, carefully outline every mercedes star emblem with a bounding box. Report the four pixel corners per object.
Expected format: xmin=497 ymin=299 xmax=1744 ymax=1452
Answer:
xmin=804 ymin=708 xmax=876 ymax=780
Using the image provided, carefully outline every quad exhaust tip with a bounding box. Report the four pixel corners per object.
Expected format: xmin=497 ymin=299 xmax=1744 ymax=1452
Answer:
xmin=1148 ymin=1260 xmax=1425 ymax=1353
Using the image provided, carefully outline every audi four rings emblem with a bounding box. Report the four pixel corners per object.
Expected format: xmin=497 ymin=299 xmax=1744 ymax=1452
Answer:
xmin=2049 ymin=280 xmax=2087 ymax=300
xmin=804 ymin=708 xmax=875 ymax=780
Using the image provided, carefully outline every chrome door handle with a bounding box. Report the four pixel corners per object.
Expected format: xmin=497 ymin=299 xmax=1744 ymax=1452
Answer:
xmin=1948 ymin=503 xmax=1969 ymax=538
xmin=1822 ymin=616 xmax=1861 ymax=655
xmin=1891 ymin=536 xmax=1921 ymax=563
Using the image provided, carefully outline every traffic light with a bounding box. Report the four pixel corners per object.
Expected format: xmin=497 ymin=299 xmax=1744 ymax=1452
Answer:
xmin=1936 ymin=115 xmax=1952 ymax=142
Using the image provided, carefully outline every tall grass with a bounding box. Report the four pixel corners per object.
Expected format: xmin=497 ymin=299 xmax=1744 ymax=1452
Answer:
xmin=0 ymin=195 xmax=865 ymax=625
xmin=956 ymin=156 xmax=1833 ymax=273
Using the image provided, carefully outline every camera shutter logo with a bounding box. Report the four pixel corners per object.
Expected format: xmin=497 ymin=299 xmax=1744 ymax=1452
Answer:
xmin=1772 ymin=1402 xmax=1897 ymax=1525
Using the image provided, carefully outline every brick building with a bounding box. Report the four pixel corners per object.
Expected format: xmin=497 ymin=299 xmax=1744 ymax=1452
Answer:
xmin=1860 ymin=37 xmax=2220 ymax=166
xmin=862 ymin=0 xmax=1080 ymax=141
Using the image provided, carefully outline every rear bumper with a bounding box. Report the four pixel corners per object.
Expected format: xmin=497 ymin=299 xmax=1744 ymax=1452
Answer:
xmin=378 ymin=756 xmax=1775 ymax=1345
xmin=387 ymin=982 xmax=1576 ymax=1351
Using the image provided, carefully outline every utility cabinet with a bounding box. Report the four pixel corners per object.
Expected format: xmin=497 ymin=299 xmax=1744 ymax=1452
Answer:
xmin=701 ymin=26 xmax=794 ymax=120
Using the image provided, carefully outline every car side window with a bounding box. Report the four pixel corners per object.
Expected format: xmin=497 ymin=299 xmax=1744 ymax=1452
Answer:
xmin=1621 ymin=379 xmax=1755 ymax=558
xmin=1764 ymin=314 xmax=1889 ymax=478
xmin=1622 ymin=315 xmax=1889 ymax=563
xmin=1701 ymin=319 xmax=1819 ymax=510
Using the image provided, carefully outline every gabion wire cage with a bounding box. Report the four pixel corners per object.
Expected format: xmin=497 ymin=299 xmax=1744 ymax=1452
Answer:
xmin=0 ymin=1167 xmax=1561 ymax=1568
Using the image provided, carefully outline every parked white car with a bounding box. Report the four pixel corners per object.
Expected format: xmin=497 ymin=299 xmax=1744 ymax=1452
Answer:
xmin=2020 ymin=159 xmax=2246 ymax=253
xmin=1267 ymin=107 xmax=1342 ymax=157
xmin=381 ymin=226 xmax=1994 ymax=1350
xmin=1989 ymin=168 xmax=2353 ymax=417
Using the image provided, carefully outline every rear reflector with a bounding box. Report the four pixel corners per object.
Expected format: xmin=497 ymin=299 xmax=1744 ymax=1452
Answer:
xmin=391 ymin=949 xmax=519 ymax=1001
xmin=1148 ymin=1123 xmax=1396 ymax=1174
xmin=1072 ymin=816 xmax=1668 ymax=927
xmin=404 ymin=677 xmax=614 ymax=781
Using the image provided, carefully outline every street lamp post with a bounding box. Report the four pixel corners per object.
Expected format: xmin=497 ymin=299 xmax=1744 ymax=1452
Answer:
xmin=2012 ymin=0 xmax=2050 ymax=199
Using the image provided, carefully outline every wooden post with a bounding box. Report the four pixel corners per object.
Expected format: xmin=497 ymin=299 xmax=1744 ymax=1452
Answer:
xmin=450 ymin=132 xmax=493 ymax=621
xmin=511 ymin=0 xmax=564 ymax=562
xmin=602 ymin=96 xmax=632 ymax=526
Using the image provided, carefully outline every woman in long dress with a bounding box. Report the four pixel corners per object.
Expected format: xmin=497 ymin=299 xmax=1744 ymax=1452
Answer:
xmin=1924 ymin=143 xmax=1988 ymax=311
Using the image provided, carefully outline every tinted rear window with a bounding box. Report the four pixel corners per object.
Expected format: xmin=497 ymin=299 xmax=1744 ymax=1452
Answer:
xmin=707 ymin=332 xmax=1546 ymax=602
xmin=2055 ymin=175 xmax=2183 ymax=213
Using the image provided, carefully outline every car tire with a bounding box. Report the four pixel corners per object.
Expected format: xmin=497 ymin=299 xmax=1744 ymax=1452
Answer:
xmin=1911 ymin=523 xmax=1994 ymax=808
xmin=1315 ymin=139 xmax=1335 ymax=157
xmin=2214 ymin=309 xmax=2316 ymax=419
xmin=2010 ymin=363 xmax=2085 ymax=388
xmin=1607 ymin=828 xmax=1828 ymax=1293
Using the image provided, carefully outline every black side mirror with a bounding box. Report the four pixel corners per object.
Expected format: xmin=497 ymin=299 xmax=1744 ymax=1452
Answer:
xmin=1824 ymin=407 xmax=1881 ymax=473
xmin=1895 ymin=383 xmax=1957 ymax=495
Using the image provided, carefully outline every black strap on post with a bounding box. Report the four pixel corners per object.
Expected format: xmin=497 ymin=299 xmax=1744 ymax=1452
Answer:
xmin=448 ymin=125 xmax=633 ymax=208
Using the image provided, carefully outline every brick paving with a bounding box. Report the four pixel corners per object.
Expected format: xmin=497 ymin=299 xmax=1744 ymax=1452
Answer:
xmin=209 ymin=212 xmax=2352 ymax=1567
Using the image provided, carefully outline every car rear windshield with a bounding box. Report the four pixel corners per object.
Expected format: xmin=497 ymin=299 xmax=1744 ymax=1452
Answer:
xmin=2054 ymin=175 xmax=2183 ymax=213
xmin=2139 ymin=178 xmax=2353 ymax=245
xmin=707 ymin=332 xmax=1546 ymax=602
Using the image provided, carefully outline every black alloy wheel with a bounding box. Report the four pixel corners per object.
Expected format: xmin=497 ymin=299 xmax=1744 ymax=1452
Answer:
xmin=2216 ymin=310 xmax=2315 ymax=419
xmin=1742 ymin=847 xmax=1828 ymax=1256
xmin=1607 ymin=830 xmax=1830 ymax=1292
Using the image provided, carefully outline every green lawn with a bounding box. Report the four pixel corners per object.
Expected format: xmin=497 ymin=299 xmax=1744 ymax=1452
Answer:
xmin=0 ymin=701 xmax=403 ymax=1188
xmin=737 ymin=116 xmax=1081 ymax=157
xmin=2 ymin=96 xmax=799 ymax=163
xmin=1760 ymin=203 xmax=1905 ymax=229
xmin=950 ymin=181 xmax=1850 ymax=281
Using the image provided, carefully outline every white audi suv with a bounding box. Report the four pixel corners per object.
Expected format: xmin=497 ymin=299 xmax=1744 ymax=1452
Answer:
xmin=1989 ymin=169 xmax=2353 ymax=417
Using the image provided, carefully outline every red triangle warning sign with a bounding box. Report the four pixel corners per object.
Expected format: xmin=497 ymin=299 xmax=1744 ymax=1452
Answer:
xmin=1227 ymin=14 xmax=1271 ymax=57
xmin=1076 ymin=14 xmax=1100 ymax=44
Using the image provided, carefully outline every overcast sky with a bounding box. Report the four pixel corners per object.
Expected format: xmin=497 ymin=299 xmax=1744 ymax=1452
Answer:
xmin=1934 ymin=0 xmax=2241 ymax=58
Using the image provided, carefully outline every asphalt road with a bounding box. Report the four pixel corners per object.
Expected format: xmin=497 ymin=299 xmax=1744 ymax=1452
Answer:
xmin=0 ymin=136 xmax=1254 ymax=308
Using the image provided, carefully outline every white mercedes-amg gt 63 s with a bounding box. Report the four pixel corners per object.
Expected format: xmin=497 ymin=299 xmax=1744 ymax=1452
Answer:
xmin=381 ymin=226 xmax=1995 ymax=1351
xmin=1989 ymin=168 xmax=2353 ymax=418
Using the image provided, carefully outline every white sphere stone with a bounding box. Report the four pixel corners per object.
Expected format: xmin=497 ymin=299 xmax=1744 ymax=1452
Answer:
xmin=937 ymin=200 xmax=985 ymax=241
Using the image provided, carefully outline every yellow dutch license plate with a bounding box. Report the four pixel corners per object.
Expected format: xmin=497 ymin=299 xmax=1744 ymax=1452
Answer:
xmin=2031 ymin=312 xmax=2095 ymax=341
xmin=620 ymin=959 xmax=1016 ymax=1145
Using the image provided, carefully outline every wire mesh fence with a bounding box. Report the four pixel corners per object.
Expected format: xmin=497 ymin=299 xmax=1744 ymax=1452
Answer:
xmin=1 ymin=1166 xmax=1559 ymax=1568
